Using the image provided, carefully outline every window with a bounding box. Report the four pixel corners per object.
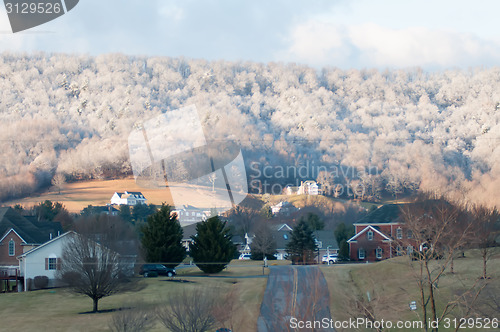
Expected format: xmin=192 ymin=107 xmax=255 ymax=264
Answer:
xmin=396 ymin=227 xmax=403 ymax=239
xmin=407 ymin=230 xmax=413 ymax=239
xmin=376 ymin=247 xmax=383 ymax=259
xmin=407 ymin=246 xmax=414 ymax=254
xmin=367 ymin=230 xmax=373 ymax=241
xmin=358 ymin=248 xmax=365 ymax=259
xmin=8 ymin=239 xmax=15 ymax=256
xmin=48 ymin=258 xmax=57 ymax=270
xmin=396 ymin=245 xmax=402 ymax=256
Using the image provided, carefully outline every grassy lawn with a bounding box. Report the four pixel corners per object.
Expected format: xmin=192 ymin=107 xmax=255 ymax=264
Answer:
xmin=0 ymin=260 xmax=272 ymax=332
xmin=321 ymin=250 xmax=500 ymax=332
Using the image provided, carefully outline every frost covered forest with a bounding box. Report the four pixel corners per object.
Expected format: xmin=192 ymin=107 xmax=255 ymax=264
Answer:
xmin=0 ymin=53 xmax=499 ymax=207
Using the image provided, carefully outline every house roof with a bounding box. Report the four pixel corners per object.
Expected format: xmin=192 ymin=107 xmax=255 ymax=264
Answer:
xmin=182 ymin=223 xmax=198 ymax=240
xmin=0 ymin=207 xmax=62 ymax=245
xmin=113 ymin=191 xmax=145 ymax=199
xmin=313 ymin=230 xmax=339 ymax=249
xmin=17 ymin=231 xmax=74 ymax=258
xmin=354 ymin=204 xmax=403 ymax=225
xmin=272 ymin=223 xmax=293 ymax=232
xmin=347 ymin=225 xmax=392 ymax=243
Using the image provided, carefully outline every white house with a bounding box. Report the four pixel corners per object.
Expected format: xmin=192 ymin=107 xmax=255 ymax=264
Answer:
xmin=110 ymin=191 xmax=147 ymax=206
xmin=270 ymin=201 xmax=298 ymax=216
xmin=17 ymin=232 xmax=74 ymax=291
xmin=298 ymin=181 xmax=320 ymax=195
xmin=172 ymin=205 xmax=209 ymax=225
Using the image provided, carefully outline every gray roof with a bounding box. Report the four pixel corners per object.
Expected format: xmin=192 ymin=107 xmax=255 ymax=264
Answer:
xmin=0 ymin=207 xmax=62 ymax=244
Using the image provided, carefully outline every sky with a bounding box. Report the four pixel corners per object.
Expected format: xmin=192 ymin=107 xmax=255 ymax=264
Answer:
xmin=1 ymin=0 xmax=500 ymax=70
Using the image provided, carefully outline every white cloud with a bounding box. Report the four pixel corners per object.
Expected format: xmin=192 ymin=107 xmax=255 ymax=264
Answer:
xmin=282 ymin=21 xmax=500 ymax=70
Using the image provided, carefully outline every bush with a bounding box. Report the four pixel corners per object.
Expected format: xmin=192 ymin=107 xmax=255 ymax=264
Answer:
xmin=34 ymin=276 xmax=49 ymax=289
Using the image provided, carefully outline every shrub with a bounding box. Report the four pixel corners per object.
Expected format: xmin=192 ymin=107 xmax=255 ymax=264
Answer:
xmin=34 ymin=276 xmax=49 ymax=289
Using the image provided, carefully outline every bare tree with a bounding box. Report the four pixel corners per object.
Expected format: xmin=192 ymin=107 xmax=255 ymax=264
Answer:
xmin=250 ymin=222 xmax=277 ymax=259
xmin=109 ymin=301 xmax=156 ymax=332
xmin=399 ymin=199 xmax=475 ymax=331
xmin=470 ymin=205 xmax=499 ymax=279
xmin=57 ymin=232 xmax=126 ymax=312
xmin=51 ymin=173 xmax=66 ymax=194
xmin=156 ymin=288 xmax=218 ymax=332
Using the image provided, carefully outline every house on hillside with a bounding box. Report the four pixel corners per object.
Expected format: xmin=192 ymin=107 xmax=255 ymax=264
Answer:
xmin=270 ymin=201 xmax=298 ymax=216
xmin=285 ymin=185 xmax=300 ymax=195
xmin=298 ymin=181 xmax=320 ymax=195
xmin=347 ymin=204 xmax=416 ymax=262
xmin=173 ymin=205 xmax=208 ymax=225
xmin=110 ymin=191 xmax=147 ymax=206
xmin=0 ymin=207 xmax=62 ymax=291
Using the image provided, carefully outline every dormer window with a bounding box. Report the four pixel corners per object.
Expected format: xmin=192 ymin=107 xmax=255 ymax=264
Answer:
xmin=8 ymin=239 xmax=15 ymax=256
xmin=367 ymin=230 xmax=374 ymax=241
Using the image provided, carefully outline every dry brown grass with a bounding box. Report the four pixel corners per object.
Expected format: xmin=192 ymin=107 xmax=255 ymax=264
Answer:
xmin=0 ymin=260 xmax=271 ymax=332
xmin=3 ymin=177 xmax=238 ymax=213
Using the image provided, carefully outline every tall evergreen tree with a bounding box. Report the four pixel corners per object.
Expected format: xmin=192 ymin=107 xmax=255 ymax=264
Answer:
xmin=334 ymin=222 xmax=354 ymax=260
xmin=286 ymin=219 xmax=317 ymax=264
xmin=190 ymin=216 xmax=236 ymax=273
xmin=141 ymin=204 xmax=186 ymax=269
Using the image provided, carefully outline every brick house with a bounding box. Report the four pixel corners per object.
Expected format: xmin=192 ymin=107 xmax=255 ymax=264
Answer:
xmin=0 ymin=207 xmax=62 ymax=267
xmin=347 ymin=204 xmax=415 ymax=262
xmin=0 ymin=207 xmax=62 ymax=291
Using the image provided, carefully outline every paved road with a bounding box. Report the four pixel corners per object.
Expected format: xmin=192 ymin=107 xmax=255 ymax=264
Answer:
xmin=257 ymin=265 xmax=335 ymax=332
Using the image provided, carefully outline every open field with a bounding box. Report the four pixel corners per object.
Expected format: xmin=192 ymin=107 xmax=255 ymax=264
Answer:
xmin=321 ymin=250 xmax=500 ymax=332
xmin=2 ymin=178 xmax=235 ymax=213
xmin=0 ymin=259 xmax=278 ymax=332
xmin=1 ymin=254 xmax=498 ymax=331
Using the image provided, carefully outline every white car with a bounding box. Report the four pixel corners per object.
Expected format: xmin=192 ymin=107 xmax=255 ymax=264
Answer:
xmin=238 ymin=253 xmax=251 ymax=260
xmin=322 ymin=254 xmax=338 ymax=264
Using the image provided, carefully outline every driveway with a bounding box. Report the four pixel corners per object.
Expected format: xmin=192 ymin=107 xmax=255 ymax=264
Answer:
xmin=257 ymin=265 xmax=335 ymax=331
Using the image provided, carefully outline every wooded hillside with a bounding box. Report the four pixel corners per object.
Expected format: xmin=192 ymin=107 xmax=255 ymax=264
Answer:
xmin=0 ymin=53 xmax=498 ymax=207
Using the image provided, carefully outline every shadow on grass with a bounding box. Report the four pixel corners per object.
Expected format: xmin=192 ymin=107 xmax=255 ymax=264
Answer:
xmin=161 ymin=279 xmax=196 ymax=283
xmin=79 ymin=308 xmax=118 ymax=314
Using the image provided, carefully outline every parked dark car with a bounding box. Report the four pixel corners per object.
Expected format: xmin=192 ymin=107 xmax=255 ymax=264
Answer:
xmin=139 ymin=264 xmax=176 ymax=277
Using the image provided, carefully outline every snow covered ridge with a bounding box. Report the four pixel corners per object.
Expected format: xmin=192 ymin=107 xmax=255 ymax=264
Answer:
xmin=0 ymin=54 xmax=498 ymax=207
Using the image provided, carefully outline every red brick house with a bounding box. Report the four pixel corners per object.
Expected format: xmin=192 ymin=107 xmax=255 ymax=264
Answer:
xmin=0 ymin=207 xmax=62 ymax=289
xmin=348 ymin=204 xmax=416 ymax=262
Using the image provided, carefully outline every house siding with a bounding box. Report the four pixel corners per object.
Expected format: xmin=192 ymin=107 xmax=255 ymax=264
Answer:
xmin=18 ymin=234 xmax=71 ymax=290
xmin=349 ymin=230 xmax=393 ymax=262
xmin=0 ymin=231 xmax=24 ymax=266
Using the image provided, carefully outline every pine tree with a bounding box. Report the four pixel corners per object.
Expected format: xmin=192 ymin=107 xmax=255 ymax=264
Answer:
xmin=190 ymin=216 xmax=236 ymax=273
xmin=141 ymin=204 xmax=186 ymax=269
xmin=286 ymin=219 xmax=317 ymax=264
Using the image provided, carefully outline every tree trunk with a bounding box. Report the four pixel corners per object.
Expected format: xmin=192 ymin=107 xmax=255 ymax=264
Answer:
xmin=482 ymin=249 xmax=487 ymax=279
xmin=93 ymin=298 xmax=99 ymax=312
xmin=426 ymin=262 xmax=438 ymax=332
